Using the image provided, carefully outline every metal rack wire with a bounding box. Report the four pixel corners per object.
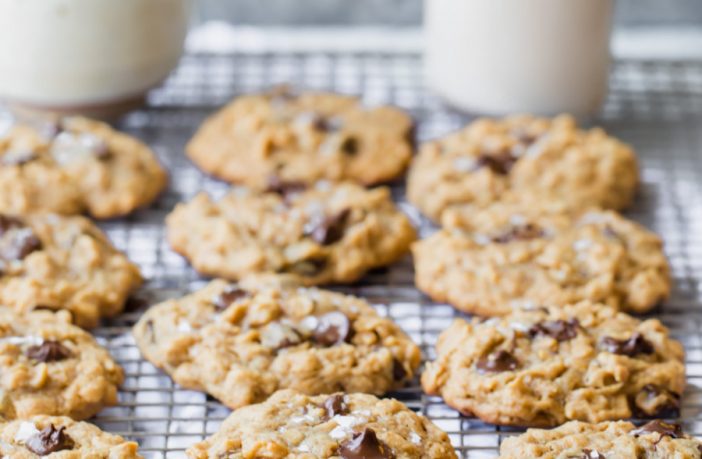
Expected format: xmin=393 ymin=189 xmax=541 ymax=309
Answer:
xmin=90 ymin=51 xmax=702 ymax=458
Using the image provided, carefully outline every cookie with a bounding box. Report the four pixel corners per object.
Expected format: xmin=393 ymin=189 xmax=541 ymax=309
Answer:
xmin=187 ymin=389 xmax=457 ymax=459
xmin=407 ymin=114 xmax=638 ymax=221
xmin=133 ymin=277 xmax=421 ymax=410
xmin=499 ymin=420 xmax=702 ymax=458
xmin=0 ymin=415 xmax=141 ymax=458
xmin=421 ymin=301 xmax=685 ymax=427
xmin=0 ymin=308 xmax=123 ymax=420
xmin=166 ymin=182 xmax=416 ymax=284
xmin=0 ymin=213 xmax=143 ymax=328
xmin=0 ymin=117 xmax=167 ymax=218
xmin=413 ymin=202 xmax=670 ymax=316
xmin=186 ymin=88 xmax=413 ymax=188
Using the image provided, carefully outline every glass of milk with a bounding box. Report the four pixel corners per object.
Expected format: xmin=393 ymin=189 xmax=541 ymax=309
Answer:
xmin=424 ymin=0 xmax=614 ymax=116
xmin=0 ymin=0 xmax=191 ymax=118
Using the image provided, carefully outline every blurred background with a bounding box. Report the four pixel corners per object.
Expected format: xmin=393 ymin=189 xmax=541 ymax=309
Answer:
xmin=195 ymin=0 xmax=702 ymax=26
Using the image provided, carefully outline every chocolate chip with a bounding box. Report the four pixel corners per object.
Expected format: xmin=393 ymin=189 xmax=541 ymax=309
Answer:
xmin=581 ymin=449 xmax=606 ymax=459
xmin=476 ymin=350 xmax=519 ymax=373
xmin=265 ymin=176 xmax=307 ymax=201
xmin=313 ymin=312 xmax=351 ymax=346
xmin=260 ymin=322 xmax=303 ymax=350
xmin=529 ymin=319 xmax=579 ymax=342
xmin=298 ymin=112 xmax=343 ymax=132
xmin=601 ymin=332 xmax=654 ymax=357
xmin=339 ymin=428 xmax=394 ymax=459
xmin=1 ymin=150 xmax=38 ymax=166
xmin=124 ymin=295 xmax=148 ymax=313
xmin=306 ymin=209 xmax=350 ymax=245
xmin=473 ymin=151 xmax=517 ymax=175
xmin=212 ymin=286 xmax=249 ymax=311
xmin=26 ymin=340 xmax=72 ymax=362
xmin=91 ymin=140 xmax=111 ymax=160
xmin=340 ymin=137 xmax=359 ymax=155
xmin=392 ymin=358 xmax=407 ymax=381
xmin=25 ymin=425 xmax=74 ymax=455
xmin=630 ymin=420 xmax=683 ymax=438
xmin=633 ymin=384 xmax=680 ymax=418
xmin=145 ymin=319 xmax=155 ymax=343
xmin=323 ymin=394 xmax=348 ymax=418
xmin=491 ymin=223 xmax=544 ymax=244
xmin=0 ymin=215 xmax=23 ymax=236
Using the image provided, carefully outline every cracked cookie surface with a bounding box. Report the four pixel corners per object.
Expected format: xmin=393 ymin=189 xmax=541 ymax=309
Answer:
xmin=421 ymin=302 xmax=685 ymax=427
xmin=0 ymin=309 xmax=123 ymax=420
xmin=0 ymin=117 xmax=167 ymax=218
xmin=499 ymin=420 xmax=702 ymax=459
xmin=187 ymin=390 xmax=457 ymax=459
xmin=407 ymin=114 xmax=638 ymax=221
xmin=186 ymin=89 xmax=413 ymax=188
xmin=0 ymin=415 xmax=141 ymax=458
xmin=166 ymin=182 xmax=416 ymax=284
xmin=133 ymin=277 xmax=421 ymax=410
xmin=0 ymin=213 xmax=143 ymax=328
xmin=413 ymin=202 xmax=670 ymax=316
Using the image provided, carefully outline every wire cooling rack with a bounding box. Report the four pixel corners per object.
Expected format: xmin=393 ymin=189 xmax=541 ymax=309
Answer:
xmin=89 ymin=51 xmax=702 ymax=458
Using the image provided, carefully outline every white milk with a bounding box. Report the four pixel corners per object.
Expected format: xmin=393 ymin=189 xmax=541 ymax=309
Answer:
xmin=424 ymin=0 xmax=614 ymax=116
xmin=0 ymin=0 xmax=190 ymax=113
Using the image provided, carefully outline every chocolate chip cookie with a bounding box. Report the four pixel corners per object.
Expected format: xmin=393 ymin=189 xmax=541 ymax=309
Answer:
xmin=0 ymin=213 xmax=143 ymax=328
xmin=407 ymin=114 xmax=638 ymax=221
xmin=186 ymin=88 xmax=413 ymax=188
xmin=413 ymin=202 xmax=670 ymax=316
xmin=166 ymin=182 xmax=416 ymax=284
xmin=0 ymin=117 xmax=167 ymax=218
xmin=0 ymin=416 xmax=141 ymax=458
xmin=0 ymin=308 xmax=123 ymax=420
xmin=187 ymin=389 xmax=457 ymax=459
xmin=499 ymin=420 xmax=702 ymax=458
xmin=421 ymin=301 xmax=685 ymax=427
xmin=133 ymin=276 xmax=421 ymax=409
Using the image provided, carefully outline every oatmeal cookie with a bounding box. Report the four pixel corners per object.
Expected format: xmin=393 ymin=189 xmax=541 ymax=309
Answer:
xmin=0 ymin=416 xmax=141 ymax=458
xmin=0 ymin=117 xmax=167 ymax=218
xmin=421 ymin=302 xmax=685 ymax=427
xmin=187 ymin=390 xmax=457 ymax=459
xmin=0 ymin=213 xmax=143 ymax=328
xmin=166 ymin=182 xmax=416 ymax=284
xmin=413 ymin=202 xmax=670 ymax=315
xmin=186 ymin=89 xmax=413 ymax=188
xmin=0 ymin=309 xmax=123 ymax=420
xmin=407 ymin=114 xmax=638 ymax=221
xmin=499 ymin=420 xmax=702 ymax=458
xmin=133 ymin=277 xmax=421 ymax=409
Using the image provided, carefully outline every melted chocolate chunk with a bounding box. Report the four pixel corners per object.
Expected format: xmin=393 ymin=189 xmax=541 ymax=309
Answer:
xmin=266 ymin=176 xmax=308 ymax=201
xmin=473 ymin=151 xmax=517 ymax=175
xmin=324 ymin=394 xmax=349 ymax=418
xmin=0 ymin=215 xmax=23 ymax=236
xmin=491 ymin=223 xmax=544 ymax=244
xmin=340 ymin=137 xmax=359 ymax=155
xmin=581 ymin=449 xmax=606 ymax=459
xmin=260 ymin=322 xmax=303 ymax=350
xmin=212 ymin=286 xmax=249 ymax=311
xmin=630 ymin=420 xmax=683 ymax=438
xmin=476 ymin=350 xmax=519 ymax=373
xmin=25 ymin=425 xmax=74 ymax=455
xmin=313 ymin=311 xmax=351 ymax=346
xmin=300 ymin=112 xmax=343 ymax=132
xmin=392 ymin=358 xmax=407 ymax=381
xmin=1 ymin=150 xmax=38 ymax=166
xmin=529 ymin=319 xmax=579 ymax=342
xmin=26 ymin=340 xmax=72 ymax=362
xmin=123 ymin=295 xmax=148 ymax=313
xmin=339 ymin=428 xmax=394 ymax=459
xmin=145 ymin=319 xmax=155 ymax=343
xmin=306 ymin=209 xmax=351 ymax=245
xmin=601 ymin=332 xmax=654 ymax=357
xmin=633 ymin=384 xmax=680 ymax=418
xmin=2 ymin=230 xmax=41 ymax=261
